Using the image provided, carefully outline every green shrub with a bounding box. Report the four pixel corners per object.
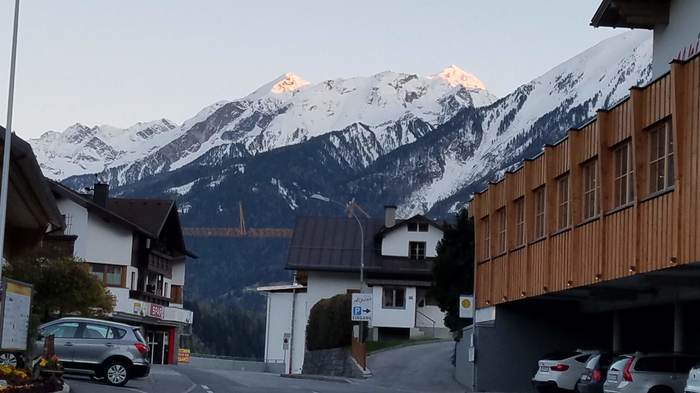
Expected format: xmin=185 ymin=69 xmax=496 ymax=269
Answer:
xmin=306 ymin=294 xmax=352 ymax=351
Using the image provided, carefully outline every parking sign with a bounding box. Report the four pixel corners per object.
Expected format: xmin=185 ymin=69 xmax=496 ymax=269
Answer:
xmin=351 ymin=293 xmax=372 ymax=322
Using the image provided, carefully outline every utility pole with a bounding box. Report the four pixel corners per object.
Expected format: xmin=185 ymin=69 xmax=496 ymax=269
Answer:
xmin=0 ymin=0 xmax=21 ymax=282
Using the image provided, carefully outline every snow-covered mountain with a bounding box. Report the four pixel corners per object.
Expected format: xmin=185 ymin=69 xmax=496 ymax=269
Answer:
xmin=32 ymin=65 xmax=496 ymax=182
xmin=44 ymin=30 xmax=653 ymax=305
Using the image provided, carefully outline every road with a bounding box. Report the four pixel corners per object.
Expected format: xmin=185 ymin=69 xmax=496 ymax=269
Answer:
xmin=68 ymin=341 xmax=465 ymax=393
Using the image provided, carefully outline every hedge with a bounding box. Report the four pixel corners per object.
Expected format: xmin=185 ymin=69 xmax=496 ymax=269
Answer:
xmin=306 ymin=294 xmax=352 ymax=351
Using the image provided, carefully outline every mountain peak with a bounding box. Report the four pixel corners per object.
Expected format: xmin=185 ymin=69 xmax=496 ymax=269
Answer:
xmin=435 ymin=65 xmax=486 ymax=91
xmin=270 ymin=72 xmax=310 ymax=94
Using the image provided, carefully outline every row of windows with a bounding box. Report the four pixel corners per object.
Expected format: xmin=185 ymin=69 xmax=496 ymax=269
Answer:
xmin=480 ymin=120 xmax=674 ymax=260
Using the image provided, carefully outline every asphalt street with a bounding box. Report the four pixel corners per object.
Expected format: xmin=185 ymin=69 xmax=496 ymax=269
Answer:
xmin=67 ymin=341 xmax=466 ymax=393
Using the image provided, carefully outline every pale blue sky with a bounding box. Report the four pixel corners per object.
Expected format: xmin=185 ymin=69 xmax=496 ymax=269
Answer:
xmin=0 ymin=0 xmax=621 ymax=138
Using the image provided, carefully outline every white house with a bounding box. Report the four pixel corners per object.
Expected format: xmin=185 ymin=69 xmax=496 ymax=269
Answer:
xmin=49 ymin=181 xmax=196 ymax=365
xmin=259 ymin=206 xmax=449 ymax=374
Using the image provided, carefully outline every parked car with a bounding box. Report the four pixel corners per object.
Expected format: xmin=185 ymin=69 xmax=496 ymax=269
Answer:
xmin=603 ymin=353 xmax=699 ymax=393
xmin=577 ymin=353 xmax=625 ymax=393
xmin=533 ymin=351 xmax=596 ymax=392
xmin=686 ymin=361 xmax=700 ymax=393
xmin=36 ymin=317 xmax=150 ymax=386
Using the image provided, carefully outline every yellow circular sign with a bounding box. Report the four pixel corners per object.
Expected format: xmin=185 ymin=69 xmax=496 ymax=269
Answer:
xmin=461 ymin=298 xmax=471 ymax=309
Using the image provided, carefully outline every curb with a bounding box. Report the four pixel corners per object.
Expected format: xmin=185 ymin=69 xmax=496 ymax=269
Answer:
xmin=280 ymin=373 xmax=352 ymax=384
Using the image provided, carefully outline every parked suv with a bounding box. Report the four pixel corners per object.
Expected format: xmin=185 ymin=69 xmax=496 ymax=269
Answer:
xmin=683 ymin=361 xmax=700 ymax=393
xmin=577 ymin=352 xmax=620 ymax=393
xmin=533 ymin=351 xmax=595 ymax=392
xmin=36 ymin=317 xmax=150 ymax=386
xmin=603 ymin=353 xmax=699 ymax=393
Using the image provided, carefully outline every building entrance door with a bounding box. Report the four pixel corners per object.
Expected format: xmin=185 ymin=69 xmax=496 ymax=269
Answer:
xmin=146 ymin=330 xmax=166 ymax=364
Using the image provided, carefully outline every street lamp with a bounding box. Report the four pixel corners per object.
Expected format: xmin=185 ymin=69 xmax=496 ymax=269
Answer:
xmin=0 ymin=0 xmax=21 ymax=283
xmin=309 ymin=194 xmax=369 ymax=344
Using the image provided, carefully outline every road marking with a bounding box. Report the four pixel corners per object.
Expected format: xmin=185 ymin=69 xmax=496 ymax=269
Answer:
xmin=201 ymin=384 xmax=213 ymax=393
xmin=181 ymin=383 xmax=197 ymax=393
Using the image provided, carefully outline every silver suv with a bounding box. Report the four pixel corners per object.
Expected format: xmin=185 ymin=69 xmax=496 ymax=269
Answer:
xmin=36 ymin=317 xmax=150 ymax=386
xmin=604 ymin=353 xmax=699 ymax=393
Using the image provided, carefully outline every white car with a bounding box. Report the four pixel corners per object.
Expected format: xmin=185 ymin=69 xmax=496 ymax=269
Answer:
xmin=604 ymin=353 xmax=699 ymax=393
xmin=684 ymin=361 xmax=700 ymax=393
xmin=533 ymin=351 xmax=595 ymax=392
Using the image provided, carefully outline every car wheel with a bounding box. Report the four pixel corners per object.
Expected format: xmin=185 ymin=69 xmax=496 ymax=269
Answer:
xmin=104 ymin=360 xmax=130 ymax=387
xmin=0 ymin=352 xmax=18 ymax=368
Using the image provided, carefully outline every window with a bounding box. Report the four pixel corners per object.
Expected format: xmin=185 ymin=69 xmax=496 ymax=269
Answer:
xmin=634 ymin=356 xmax=675 ymax=373
xmin=534 ymin=187 xmax=546 ymax=239
xmin=82 ymin=323 xmax=110 ymax=339
xmin=514 ymin=198 xmax=525 ymax=246
xmin=131 ymin=271 xmax=137 ymax=290
xmin=90 ymin=264 xmax=124 ymax=287
xmin=582 ymin=160 xmax=598 ymax=219
xmin=42 ymin=322 xmax=79 ymax=338
xmin=557 ymin=175 xmax=570 ymax=229
xmin=382 ymin=287 xmax=406 ymax=309
xmin=482 ymin=216 xmax=490 ymax=259
xmin=649 ymin=120 xmax=674 ymax=193
xmin=614 ymin=142 xmax=634 ymax=206
xmin=407 ymin=223 xmax=429 ymax=232
xmin=164 ymin=282 xmax=169 ymax=298
xmin=409 ymin=241 xmax=426 ymax=260
xmin=496 ymin=208 xmax=506 ymax=254
xmin=108 ymin=327 xmax=127 ymax=339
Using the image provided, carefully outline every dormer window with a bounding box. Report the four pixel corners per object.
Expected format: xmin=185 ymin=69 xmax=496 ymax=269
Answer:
xmin=409 ymin=241 xmax=426 ymax=260
xmin=407 ymin=223 xmax=429 ymax=232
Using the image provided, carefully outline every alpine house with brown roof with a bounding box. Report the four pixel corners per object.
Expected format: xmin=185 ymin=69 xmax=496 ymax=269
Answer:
xmin=259 ymin=206 xmax=449 ymax=374
xmin=48 ymin=180 xmax=195 ymax=365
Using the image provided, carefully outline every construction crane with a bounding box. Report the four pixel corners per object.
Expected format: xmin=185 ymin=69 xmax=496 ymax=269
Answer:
xmin=182 ymin=201 xmax=294 ymax=238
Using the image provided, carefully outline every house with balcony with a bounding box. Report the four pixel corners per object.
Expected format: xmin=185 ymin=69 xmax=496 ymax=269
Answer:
xmin=48 ymin=180 xmax=195 ymax=365
xmin=258 ymin=205 xmax=448 ymax=374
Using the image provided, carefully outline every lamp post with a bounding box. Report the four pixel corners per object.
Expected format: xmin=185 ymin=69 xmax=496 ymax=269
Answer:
xmin=310 ymin=194 xmax=368 ymax=341
xmin=0 ymin=0 xmax=21 ymax=282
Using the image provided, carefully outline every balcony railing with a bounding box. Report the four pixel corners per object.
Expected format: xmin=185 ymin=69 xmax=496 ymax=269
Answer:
xmin=129 ymin=290 xmax=170 ymax=306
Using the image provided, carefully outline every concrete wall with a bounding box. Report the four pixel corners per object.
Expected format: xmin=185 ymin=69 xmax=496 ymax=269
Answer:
xmin=380 ymin=225 xmax=443 ymax=258
xmin=653 ymin=0 xmax=700 ymax=76
xmin=186 ymin=356 xmax=283 ymax=373
xmin=455 ymin=325 xmax=474 ymax=389
xmin=371 ymin=285 xmax=416 ymax=328
xmin=262 ymin=290 xmax=309 ymax=374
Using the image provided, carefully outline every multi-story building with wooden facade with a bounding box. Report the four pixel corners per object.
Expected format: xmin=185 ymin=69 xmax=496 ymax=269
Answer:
xmin=460 ymin=1 xmax=700 ymax=392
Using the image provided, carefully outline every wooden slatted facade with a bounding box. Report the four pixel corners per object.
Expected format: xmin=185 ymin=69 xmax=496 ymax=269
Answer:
xmin=469 ymin=54 xmax=700 ymax=309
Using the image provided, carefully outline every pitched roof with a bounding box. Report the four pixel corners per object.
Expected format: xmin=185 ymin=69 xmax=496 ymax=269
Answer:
xmin=286 ymin=215 xmax=438 ymax=276
xmin=48 ymin=180 xmax=195 ymax=258
xmin=0 ymin=128 xmax=63 ymax=230
xmin=377 ymin=214 xmax=444 ymax=237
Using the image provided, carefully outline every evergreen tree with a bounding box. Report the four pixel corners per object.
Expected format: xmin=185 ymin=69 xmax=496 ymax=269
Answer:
xmin=430 ymin=208 xmax=474 ymax=332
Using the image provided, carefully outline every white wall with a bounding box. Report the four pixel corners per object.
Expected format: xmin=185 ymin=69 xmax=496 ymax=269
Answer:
xmin=371 ymin=286 xmax=416 ymax=328
xmin=57 ymin=199 xmax=89 ymax=258
xmin=380 ymin=225 xmax=443 ymax=258
xmin=306 ymin=271 xmax=360 ymax=305
xmin=171 ymin=261 xmax=186 ymax=285
xmin=653 ymin=0 xmax=700 ymax=76
xmin=84 ymin=214 xmax=133 ymax=266
xmin=262 ymin=291 xmax=308 ymax=374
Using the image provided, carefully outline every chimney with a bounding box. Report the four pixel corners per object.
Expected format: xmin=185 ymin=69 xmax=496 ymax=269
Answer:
xmin=384 ymin=205 xmax=397 ymax=228
xmin=93 ymin=183 xmax=109 ymax=207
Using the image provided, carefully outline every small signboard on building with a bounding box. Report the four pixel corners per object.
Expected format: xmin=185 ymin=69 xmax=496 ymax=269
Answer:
xmin=459 ymin=295 xmax=474 ymax=319
xmin=0 ymin=279 xmax=33 ymax=351
xmin=149 ymin=303 xmax=164 ymax=319
xmin=178 ymin=348 xmax=190 ymax=363
xmin=351 ymin=293 xmax=373 ymax=322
